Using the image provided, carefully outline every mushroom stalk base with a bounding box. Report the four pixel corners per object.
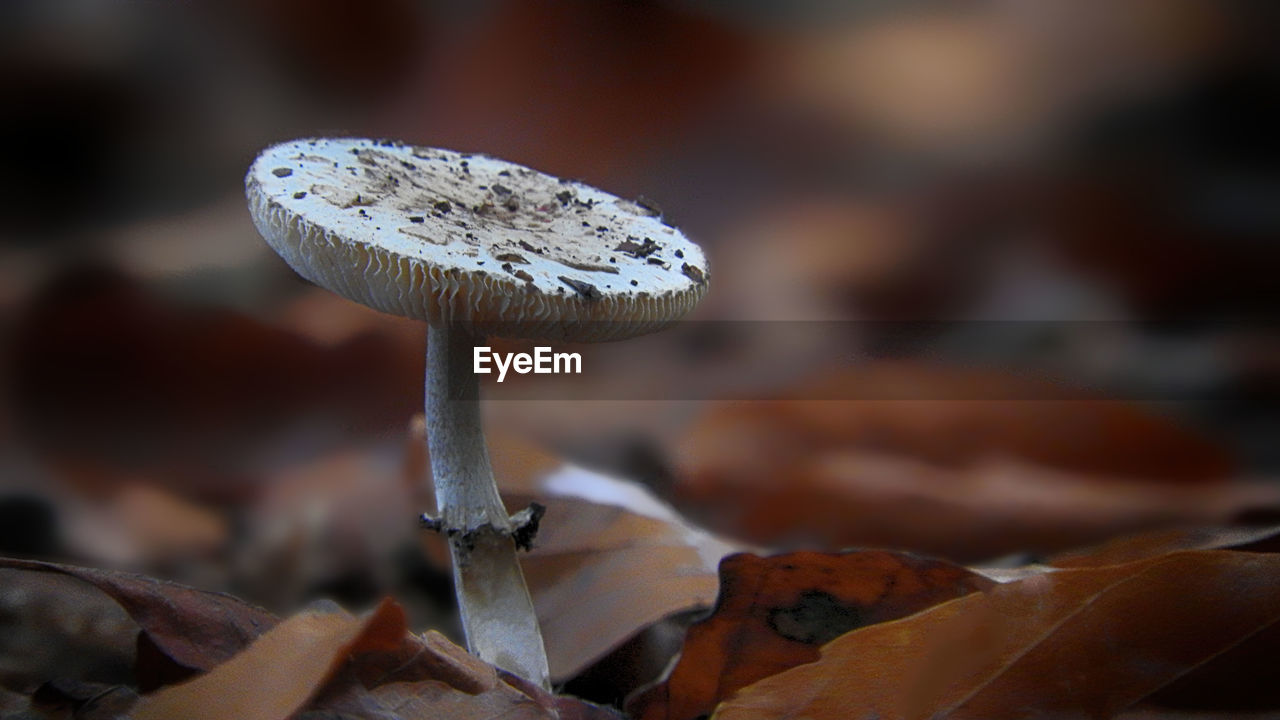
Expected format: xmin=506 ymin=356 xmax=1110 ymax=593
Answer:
xmin=425 ymin=323 xmax=551 ymax=689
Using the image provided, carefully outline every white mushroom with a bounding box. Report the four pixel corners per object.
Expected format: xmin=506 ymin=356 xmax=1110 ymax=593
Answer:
xmin=245 ymin=138 xmax=709 ymax=687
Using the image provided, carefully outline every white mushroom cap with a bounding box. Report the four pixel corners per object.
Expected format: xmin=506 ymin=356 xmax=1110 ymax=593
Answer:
xmin=246 ymin=138 xmax=709 ymax=342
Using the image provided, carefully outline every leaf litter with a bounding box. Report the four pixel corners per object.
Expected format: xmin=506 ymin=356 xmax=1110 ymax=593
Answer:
xmin=712 ymin=550 xmax=1280 ymax=720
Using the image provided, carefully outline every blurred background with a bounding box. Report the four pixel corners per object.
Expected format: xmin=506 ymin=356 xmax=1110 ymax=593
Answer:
xmin=1 ymin=0 xmax=1278 ymax=701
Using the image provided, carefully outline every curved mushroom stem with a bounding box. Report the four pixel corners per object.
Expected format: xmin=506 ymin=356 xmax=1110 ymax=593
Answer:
xmin=424 ymin=322 xmax=551 ymax=689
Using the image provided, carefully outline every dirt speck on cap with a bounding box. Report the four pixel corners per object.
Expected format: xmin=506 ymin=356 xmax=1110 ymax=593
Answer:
xmin=615 ymin=237 xmax=660 ymax=259
xmin=558 ymin=276 xmax=601 ymax=300
xmin=681 ymin=263 xmax=706 ymax=285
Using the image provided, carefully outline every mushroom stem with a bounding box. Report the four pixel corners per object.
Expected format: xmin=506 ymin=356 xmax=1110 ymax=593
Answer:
xmin=425 ymin=322 xmax=551 ymax=689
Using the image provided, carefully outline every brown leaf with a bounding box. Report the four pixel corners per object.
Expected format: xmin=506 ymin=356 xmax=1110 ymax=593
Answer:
xmin=0 ymin=558 xmax=276 ymax=689
xmin=678 ymin=362 xmax=1235 ymax=486
xmin=0 ymin=567 xmax=139 ymax=691
xmin=802 ymin=453 xmax=1280 ymax=561
xmin=304 ymin=621 xmax=623 ymax=720
xmin=1048 ymin=527 xmax=1280 ymax=712
xmin=506 ymin=465 xmax=740 ymax=682
xmin=1143 ymin=620 xmax=1280 ymax=713
xmin=630 ymin=550 xmax=993 ymax=720
xmin=672 ymin=364 xmax=1247 ymax=560
xmin=714 ymin=550 xmax=1280 ymax=720
xmin=314 ymin=680 xmax=551 ymax=720
xmin=350 ymin=628 xmax=497 ymax=694
xmin=28 ymin=679 xmax=138 ymax=720
xmin=132 ymin=597 xmax=406 ymax=720
xmin=1050 ymin=523 xmax=1280 ymax=569
xmin=676 ymin=415 xmax=1275 ymax=561
xmin=18 ymin=576 xmax=618 ymax=720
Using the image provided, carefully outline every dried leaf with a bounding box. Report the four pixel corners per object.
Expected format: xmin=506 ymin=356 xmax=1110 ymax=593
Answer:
xmin=714 ymin=550 xmax=1280 ymax=720
xmin=0 ymin=567 xmax=138 ymax=691
xmin=347 ymin=628 xmax=498 ymax=695
xmin=304 ymin=622 xmax=623 ymax=720
xmin=631 ymin=550 xmax=992 ymax=720
xmin=1143 ymin=619 xmax=1280 ymax=713
xmin=28 ymin=679 xmax=138 ymax=720
xmin=1050 ymin=523 xmax=1280 ymax=568
xmin=313 ymin=679 xmax=550 ymax=720
xmin=679 ymin=363 xmax=1234 ymax=485
xmin=132 ymin=598 xmax=405 ymax=720
xmin=671 ymin=364 xmax=1254 ymax=560
xmin=677 ymin=440 xmax=1279 ymax=561
xmin=509 ymin=465 xmax=741 ymax=682
xmin=1048 ymin=526 xmax=1280 ymax=712
xmin=0 ymin=558 xmax=276 ymax=688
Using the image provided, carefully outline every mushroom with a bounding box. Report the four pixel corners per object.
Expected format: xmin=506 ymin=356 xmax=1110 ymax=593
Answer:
xmin=245 ymin=138 xmax=709 ymax=687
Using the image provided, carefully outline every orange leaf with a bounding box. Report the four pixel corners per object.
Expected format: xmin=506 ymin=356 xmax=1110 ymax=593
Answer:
xmin=1046 ymin=525 xmax=1280 ymax=712
xmin=1050 ymin=523 xmax=1280 ymax=568
xmin=679 ymin=364 xmax=1234 ymax=486
xmin=514 ymin=466 xmax=739 ymax=682
xmin=671 ymin=364 xmax=1249 ymax=559
xmin=312 ymin=629 xmax=624 ymax=719
xmin=714 ymin=551 xmax=1280 ymax=720
xmin=678 ymin=446 xmax=1278 ymax=561
xmin=131 ymin=597 xmax=405 ymax=720
xmin=630 ymin=550 xmax=992 ymax=720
